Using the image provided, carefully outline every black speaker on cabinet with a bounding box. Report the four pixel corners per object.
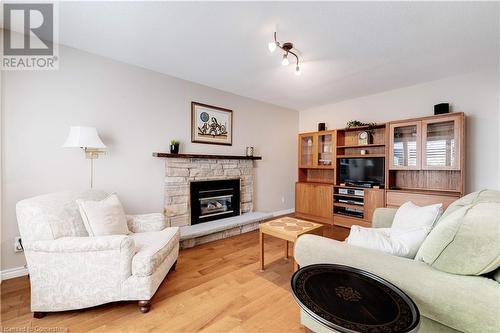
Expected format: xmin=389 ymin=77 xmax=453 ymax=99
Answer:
xmin=434 ymin=103 xmax=450 ymax=115
xmin=318 ymin=123 xmax=326 ymax=131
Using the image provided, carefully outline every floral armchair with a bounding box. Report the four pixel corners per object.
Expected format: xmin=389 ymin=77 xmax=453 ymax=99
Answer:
xmin=16 ymin=190 xmax=179 ymax=317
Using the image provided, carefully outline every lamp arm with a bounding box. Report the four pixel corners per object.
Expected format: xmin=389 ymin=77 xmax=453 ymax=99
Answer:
xmin=288 ymin=50 xmax=300 ymax=67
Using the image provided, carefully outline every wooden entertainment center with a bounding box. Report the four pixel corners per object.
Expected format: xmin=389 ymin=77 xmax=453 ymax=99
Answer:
xmin=295 ymin=112 xmax=465 ymax=228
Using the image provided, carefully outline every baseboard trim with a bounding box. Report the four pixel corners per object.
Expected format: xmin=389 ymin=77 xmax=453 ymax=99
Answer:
xmin=272 ymin=208 xmax=295 ymax=217
xmin=1 ymin=266 xmax=28 ymax=281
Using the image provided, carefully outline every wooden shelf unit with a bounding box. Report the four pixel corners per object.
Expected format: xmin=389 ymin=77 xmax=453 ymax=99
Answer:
xmin=295 ymin=112 xmax=465 ymax=227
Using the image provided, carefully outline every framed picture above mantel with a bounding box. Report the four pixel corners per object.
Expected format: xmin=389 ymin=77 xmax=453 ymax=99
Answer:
xmin=191 ymin=102 xmax=233 ymax=146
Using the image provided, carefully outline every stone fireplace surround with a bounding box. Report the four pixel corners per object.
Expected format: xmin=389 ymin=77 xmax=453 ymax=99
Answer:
xmin=164 ymin=157 xmax=254 ymax=226
xmin=162 ymin=156 xmax=272 ymax=248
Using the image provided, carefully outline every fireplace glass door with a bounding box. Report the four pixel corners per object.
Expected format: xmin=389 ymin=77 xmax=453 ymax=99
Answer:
xmin=190 ymin=179 xmax=240 ymax=225
xmin=199 ymin=192 xmax=234 ymax=219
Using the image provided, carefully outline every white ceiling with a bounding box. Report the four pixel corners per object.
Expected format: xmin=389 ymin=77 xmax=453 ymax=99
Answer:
xmin=50 ymin=2 xmax=500 ymax=109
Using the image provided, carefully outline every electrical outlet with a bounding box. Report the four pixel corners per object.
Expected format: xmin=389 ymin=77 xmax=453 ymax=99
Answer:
xmin=14 ymin=237 xmax=23 ymax=253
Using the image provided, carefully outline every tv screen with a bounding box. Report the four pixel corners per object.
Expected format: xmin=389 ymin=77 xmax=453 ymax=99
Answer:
xmin=339 ymin=158 xmax=385 ymax=186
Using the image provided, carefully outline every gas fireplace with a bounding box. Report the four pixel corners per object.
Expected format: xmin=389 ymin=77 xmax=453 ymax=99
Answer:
xmin=190 ymin=179 xmax=240 ymax=225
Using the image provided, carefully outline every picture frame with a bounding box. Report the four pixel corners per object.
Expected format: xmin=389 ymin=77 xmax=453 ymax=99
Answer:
xmin=191 ymin=102 xmax=233 ymax=146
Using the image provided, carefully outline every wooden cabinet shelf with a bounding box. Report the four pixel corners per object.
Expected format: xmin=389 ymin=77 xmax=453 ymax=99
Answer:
xmin=337 ymin=144 xmax=385 ymax=149
xmin=334 ymin=202 xmax=365 ymax=210
xmin=337 ymin=154 xmax=386 ymax=158
xmin=387 ymin=188 xmax=461 ymax=196
xmin=341 ymin=124 xmax=386 ymax=132
xmin=333 ymin=193 xmax=364 ymax=199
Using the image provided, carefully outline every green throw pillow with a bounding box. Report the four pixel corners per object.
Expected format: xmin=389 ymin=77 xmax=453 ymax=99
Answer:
xmin=416 ymin=202 xmax=500 ymax=275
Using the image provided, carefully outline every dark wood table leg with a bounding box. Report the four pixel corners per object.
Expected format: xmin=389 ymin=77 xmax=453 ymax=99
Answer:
xmin=138 ymin=300 xmax=151 ymax=313
xmin=33 ymin=312 xmax=46 ymax=319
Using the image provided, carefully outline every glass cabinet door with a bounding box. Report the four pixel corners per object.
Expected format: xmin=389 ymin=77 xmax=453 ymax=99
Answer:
xmin=317 ymin=132 xmax=334 ymax=167
xmin=422 ymin=116 xmax=461 ymax=170
xmin=390 ymin=122 xmax=421 ymax=169
xmin=299 ymin=134 xmax=315 ymax=167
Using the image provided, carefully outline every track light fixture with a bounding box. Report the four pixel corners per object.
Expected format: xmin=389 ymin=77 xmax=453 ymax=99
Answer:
xmin=282 ymin=54 xmax=289 ymax=66
xmin=268 ymin=32 xmax=301 ymax=75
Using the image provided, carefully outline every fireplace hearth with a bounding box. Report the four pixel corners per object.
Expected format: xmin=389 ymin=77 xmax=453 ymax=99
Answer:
xmin=190 ymin=179 xmax=240 ymax=225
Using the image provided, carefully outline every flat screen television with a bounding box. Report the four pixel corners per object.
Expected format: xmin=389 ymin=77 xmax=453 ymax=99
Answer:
xmin=339 ymin=158 xmax=385 ymax=186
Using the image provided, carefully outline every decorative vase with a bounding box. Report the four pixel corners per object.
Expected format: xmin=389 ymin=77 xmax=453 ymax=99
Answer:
xmin=170 ymin=144 xmax=179 ymax=154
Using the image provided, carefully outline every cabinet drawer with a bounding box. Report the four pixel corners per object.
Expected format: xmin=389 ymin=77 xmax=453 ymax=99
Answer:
xmin=333 ymin=215 xmax=370 ymax=229
xmin=386 ymin=191 xmax=458 ymax=209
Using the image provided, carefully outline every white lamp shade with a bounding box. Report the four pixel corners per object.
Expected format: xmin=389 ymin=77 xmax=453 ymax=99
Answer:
xmin=63 ymin=126 xmax=106 ymax=149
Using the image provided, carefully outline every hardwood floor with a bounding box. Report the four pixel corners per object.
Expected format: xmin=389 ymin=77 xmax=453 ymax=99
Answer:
xmin=1 ymin=225 xmax=348 ymax=333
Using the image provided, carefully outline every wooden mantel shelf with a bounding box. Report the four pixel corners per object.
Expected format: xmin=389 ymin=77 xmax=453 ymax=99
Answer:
xmin=152 ymin=152 xmax=262 ymax=160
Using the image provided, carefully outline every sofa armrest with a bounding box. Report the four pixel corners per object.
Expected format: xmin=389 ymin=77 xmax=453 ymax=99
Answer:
xmin=372 ymin=208 xmax=397 ymax=228
xmin=295 ymin=235 xmax=500 ymax=333
xmin=126 ymin=213 xmax=166 ymax=233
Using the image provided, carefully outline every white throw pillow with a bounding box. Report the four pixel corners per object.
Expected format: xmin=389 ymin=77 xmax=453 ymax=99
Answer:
xmin=347 ymin=226 xmax=408 ymax=257
xmin=391 ymin=201 xmax=443 ymax=233
xmin=77 ymin=194 xmax=130 ymax=236
xmin=346 ymin=202 xmax=443 ymax=259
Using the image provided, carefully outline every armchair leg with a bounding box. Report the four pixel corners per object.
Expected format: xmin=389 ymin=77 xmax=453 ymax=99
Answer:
xmin=171 ymin=260 xmax=177 ymax=272
xmin=138 ymin=300 xmax=151 ymax=313
xmin=33 ymin=312 xmax=47 ymax=319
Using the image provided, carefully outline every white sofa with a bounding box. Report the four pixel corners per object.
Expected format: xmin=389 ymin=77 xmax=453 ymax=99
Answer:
xmin=16 ymin=190 xmax=180 ymax=317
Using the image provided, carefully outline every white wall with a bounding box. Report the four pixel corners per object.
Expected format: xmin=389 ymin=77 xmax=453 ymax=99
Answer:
xmin=299 ymin=68 xmax=500 ymax=193
xmin=1 ymin=46 xmax=298 ymax=271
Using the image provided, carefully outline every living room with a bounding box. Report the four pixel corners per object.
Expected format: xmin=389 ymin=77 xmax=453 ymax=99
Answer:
xmin=1 ymin=1 xmax=499 ymax=333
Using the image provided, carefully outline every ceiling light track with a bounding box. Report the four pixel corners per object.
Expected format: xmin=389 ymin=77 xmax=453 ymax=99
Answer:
xmin=268 ymin=31 xmax=301 ymax=75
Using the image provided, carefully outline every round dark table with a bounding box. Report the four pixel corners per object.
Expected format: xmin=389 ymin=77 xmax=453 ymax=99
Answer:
xmin=291 ymin=264 xmax=420 ymax=333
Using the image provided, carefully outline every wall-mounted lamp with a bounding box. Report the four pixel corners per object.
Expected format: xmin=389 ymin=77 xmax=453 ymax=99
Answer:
xmin=63 ymin=126 xmax=106 ymax=188
xmin=268 ymin=31 xmax=301 ymax=75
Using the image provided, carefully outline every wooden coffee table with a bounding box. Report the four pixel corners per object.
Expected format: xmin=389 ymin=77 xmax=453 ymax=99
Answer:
xmin=259 ymin=217 xmax=324 ymax=272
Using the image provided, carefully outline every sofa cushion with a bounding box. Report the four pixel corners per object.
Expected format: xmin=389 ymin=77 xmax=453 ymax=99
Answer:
xmin=77 ymin=194 xmax=129 ymax=236
xmin=440 ymin=189 xmax=499 ymax=220
xmin=416 ymin=201 xmax=500 ymax=275
xmin=131 ymin=227 xmax=180 ymax=277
